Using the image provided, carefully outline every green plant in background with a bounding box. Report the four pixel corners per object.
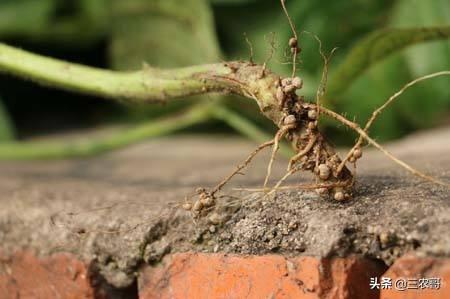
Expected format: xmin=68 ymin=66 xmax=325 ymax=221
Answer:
xmin=0 ymin=0 xmax=108 ymax=46
xmin=0 ymin=0 xmax=449 ymax=159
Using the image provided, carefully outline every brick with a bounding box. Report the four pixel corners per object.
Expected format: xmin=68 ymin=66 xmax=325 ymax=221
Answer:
xmin=139 ymin=253 xmax=386 ymax=299
xmin=0 ymin=251 xmax=94 ymax=299
xmin=380 ymin=254 xmax=450 ymax=299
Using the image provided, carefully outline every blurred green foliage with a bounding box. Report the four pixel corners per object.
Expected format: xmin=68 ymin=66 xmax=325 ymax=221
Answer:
xmin=0 ymin=0 xmax=449 ymax=144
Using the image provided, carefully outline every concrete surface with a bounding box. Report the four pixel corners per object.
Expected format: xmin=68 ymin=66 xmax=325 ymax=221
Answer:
xmin=0 ymin=127 xmax=449 ymax=288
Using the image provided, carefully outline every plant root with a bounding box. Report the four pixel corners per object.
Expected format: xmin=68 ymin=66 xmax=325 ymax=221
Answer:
xmin=212 ymin=139 xmax=276 ymax=196
xmin=321 ymin=106 xmax=450 ymax=188
xmin=280 ymin=0 xmax=301 ymax=78
xmin=288 ymin=134 xmax=317 ymax=170
xmin=267 ymin=166 xmax=299 ymax=195
xmin=337 ymin=71 xmax=450 ymax=175
xmin=181 ymin=7 xmax=449 ymax=221
xmin=263 ymin=124 xmax=295 ymax=189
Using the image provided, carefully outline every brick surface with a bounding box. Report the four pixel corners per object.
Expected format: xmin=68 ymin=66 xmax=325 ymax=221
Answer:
xmin=0 ymin=251 xmax=94 ymax=299
xmin=380 ymin=254 xmax=450 ymax=299
xmin=1 ymin=250 xmax=449 ymax=298
xmin=139 ymin=253 xmax=386 ymax=299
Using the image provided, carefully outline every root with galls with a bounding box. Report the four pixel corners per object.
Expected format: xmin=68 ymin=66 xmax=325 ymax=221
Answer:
xmin=182 ymin=67 xmax=356 ymax=218
xmin=183 ymin=66 xmax=450 ymax=218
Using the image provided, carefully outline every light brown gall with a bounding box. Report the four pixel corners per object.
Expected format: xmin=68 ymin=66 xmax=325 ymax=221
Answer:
xmin=288 ymin=37 xmax=298 ymax=48
xmin=292 ymin=77 xmax=303 ymax=89
xmin=334 ymin=191 xmax=345 ymax=201
xmin=318 ymin=164 xmax=330 ymax=180
xmin=283 ymin=114 xmax=297 ymax=126
xmin=308 ymin=109 xmax=317 ymax=120
xmin=353 ymin=148 xmax=363 ymax=159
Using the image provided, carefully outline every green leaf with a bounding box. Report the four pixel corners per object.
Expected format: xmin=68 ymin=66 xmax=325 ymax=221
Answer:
xmin=0 ymin=0 xmax=108 ymax=47
xmin=393 ymin=0 xmax=450 ymax=74
xmin=390 ymin=0 xmax=450 ymax=127
xmin=109 ymin=0 xmax=222 ymax=121
xmin=0 ymin=0 xmax=55 ymax=37
xmin=327 ymin=26 xmax=450 ymax=99
xmin=332 ymin=53 xmax=414 ymax=142
xmin=214 ymin=1 xmax=392 ymax=74
xmin=109 ymin=0 xmax=221 ymax=70
xmin=0 ymin=97 xmax=14 ymax=142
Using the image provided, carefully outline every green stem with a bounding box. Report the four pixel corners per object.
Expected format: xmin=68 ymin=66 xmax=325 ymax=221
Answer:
xmin=0 ymin=104 xmax=212 ymax=160
xmin=0 ymin=43 xmax=288 ymax=160
xmin=0 ymin=42 xmax=284 ymax=122
xmin=0 ymin=43 xmax=228 ymax=103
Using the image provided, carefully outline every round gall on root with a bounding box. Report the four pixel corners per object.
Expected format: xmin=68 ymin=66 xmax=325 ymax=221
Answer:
xmin=182 ymin=202 xmax=192 ymax=211
xmin=281 ymin=78 xmax=292 ymax=87
xmin=333 ymin=187 xmax=347 ymax=201
xmin=292 ymin=77 xmax=303 ymax=89
xmin=318 ymin=164 xmax=330 ymax=180
xmin=208 ymin=212 xmax=222 ymax=225
xmin=200 ymin=196 xmax=215 ymax=207
xmin=283 ymin=114 xmax=297 ymax=126
xmin=334 ymin=191 xmax=345 ymax=201
xmin=288 ymin=37 xmax=298 ymax=48
xmin=353 ymin=148 xmax=363 ymax=159
xmin=308 ymin=109 xmax=317 ymax=120
xmin=192 ymin=200 xmax=203 ymax=212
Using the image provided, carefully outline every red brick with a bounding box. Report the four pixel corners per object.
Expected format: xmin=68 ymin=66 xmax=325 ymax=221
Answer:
xmin=380 ymin=254 xmax=450 ymax=299
xmin=0 ymin=251 xmax=94 ymax=299
xmin=139 ymin=253 xmax=386 ymax=299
